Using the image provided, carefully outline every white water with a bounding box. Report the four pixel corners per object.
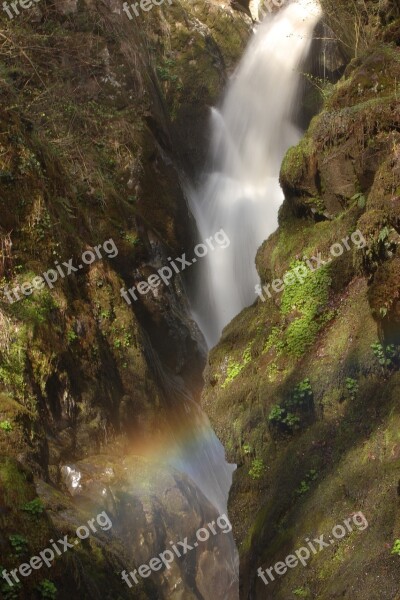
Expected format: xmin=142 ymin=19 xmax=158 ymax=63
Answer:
xmin=188 ymin=0 xmax=322 ymax=346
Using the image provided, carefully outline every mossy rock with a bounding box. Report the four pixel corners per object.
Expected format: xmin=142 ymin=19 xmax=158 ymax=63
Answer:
xmin=368 ymin=256 xmax=400 ymax=342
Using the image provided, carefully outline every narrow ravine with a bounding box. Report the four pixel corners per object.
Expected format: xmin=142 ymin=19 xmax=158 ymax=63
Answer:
xmin=2 ymin=0 xmax=399 ymax=598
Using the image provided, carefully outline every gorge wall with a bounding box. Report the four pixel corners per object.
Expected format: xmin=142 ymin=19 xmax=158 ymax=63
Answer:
xmin=200 ymin=1 xmax=400 ymax=599
xmin=1 ymin=0 xmax=400 ymax=599
xmin=0 ymin=1 xmax=249 ymax=598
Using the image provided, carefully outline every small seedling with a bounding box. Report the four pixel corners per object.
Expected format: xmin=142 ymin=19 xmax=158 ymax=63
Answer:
xmin=9 ymin=534 xmax=28 ymax=557
xmin=0 ymin=420 xmax=13 ymax=432
xmin=22 ymin=498 xmax=44 ymax=517
xmin=37 ymin=579 xmax=57 ymax=599
xmin=345 ymin=377 xmax=359 ymax=400
xmin=391 ymin=539 xmax=400 ymax=556
xmin=248 ymin=458 xmax=265 ymax=480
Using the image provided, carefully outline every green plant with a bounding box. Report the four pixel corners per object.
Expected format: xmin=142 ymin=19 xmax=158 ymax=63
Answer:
xmin=222 ymin=344 xmax=252 ymax=388
xmin=269 ymin=407 xmax=300 ymax=430
xmin=268 ymin=405 xmax=286 ymax=423
xmin=364 ymin=223 xmax=396 ymax=269
xmin=223 ymin=360 xmax=242 ymax=385
xmin=0 ymin=420 xmax=13 ymax=432
xmin=283 ymin=412 xmax=301 ymax=429
xmin=263 ymin=325 xmax=286 ymax=354
xmin=9 ymin=534 xmax=28 ymax=557
xmin=378 ymin=226 xmax=391 ymax=243
xmin=288 ymin=378 xmax=313 ymax=409
xmin=0 ymin=324 xmax=28 ymax=398
xmin=345 ymin=377 xmax=359 ymax=400
xmin=0 ymin=570 xmax=22 ymax=600
xmin=0 ymin=170 xmax=14 ymax=183
xmin=242 ymin=346 xmax=251 ymax=364
xmin=293 ymin=588 xmax=309 ymax=598
xmin=269 ymin=379 xmax=313 ymax=433
xmin=391 ymin=539 xmax=400 ymax=556
xmin=66 ymin=328 xmax=78 ymax=344
xmin=248 ymin=458 xmax=265 ymax=480
xmin=156 ymin=57 xmax=178 ymax=83
xmin=37 ymin=579 xmax=57 ymax=599
xmin=351 ymin=192 xmax=366 ymax=209
xmin=113 ymin=332 xmax=131 ymax=349
xmin=18 ymin=147 xmax=41 ymax=176
xmin=295 ymin=470 xmax=318 ymax=496
xmin=296 ymin=480 xmax=311 ymax=495
xmin=9 ymin=286 xmax=58 ymax=329
xmin=22 ymin=498 xmax=44 ymax=517
xmin=242 ymin=443 xmax=252 ymax=455
xmin=32 ymin=211 xmax=51 ymax=242
xmin=124 ymin=232 xmax=140 ymax=246
xmin=280 ymin=261 xmax=332 ymax=357
xmin=300 ymin=72 xmax=334 ymax=100
xmin=111 ymin=324 xmax=132 ymax=351
xmin=371 ymin=342 xmax=400 ymax=369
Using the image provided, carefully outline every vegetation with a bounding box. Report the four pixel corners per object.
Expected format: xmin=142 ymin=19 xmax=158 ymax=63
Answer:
xmin=295 ymin=470 xmax=318 ymax=497
xmin=36 ymin=580 xmax=58 ymax=600
xmin=351 ymin=192 xmax=366 ymax=209
xmin=0 ymin=0 xmax=399 ymax=598
xmin=242 ymin=443 xmax=252 ymax=455
xmin=0 ymin=1 xmax=249 ymax=597
xmin=22 ymin=498 xmax=44 ymax=518
xmin=248 ymin=458 xmax=265 ymax=480
xmin=293 ymin=588 xmax=310 ymax=598
xmin=371 ymin=342 xmax=400 ymax=370
xmin=222 ymin=345 xmax=252 ymax=388
xmin=320 ymin=0 xmax=383 ymax=58
xmin=268 ymin=379 xmax=314 ymax=434
xmin=66 ymin=327 xmax=78 ymax=344
xmin=0 ymin=420 xmax=13 ymax=432
xmin=0 ymin=572 xmax=22 ymax=600
xmin=391 ymin=539 xmax=400 ymax=556
xmin=9 ymin=534 xmax=28 ymax=557
xmin=281 ymin=263 xmax=333 ymax=357
xmin=345 ymin=377 xmax=359 ymax=400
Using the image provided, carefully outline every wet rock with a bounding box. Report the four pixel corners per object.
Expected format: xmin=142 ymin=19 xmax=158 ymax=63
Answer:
xmin=58 ymin=454 xmax=239 ymax=599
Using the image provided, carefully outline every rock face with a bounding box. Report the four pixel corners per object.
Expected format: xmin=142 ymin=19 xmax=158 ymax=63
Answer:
xmin=0 ymin=453 xmax=238 ymax=599
xmin=0 ymin=1 xmax=249 ymax=598
xmin=58 ymin=454 xmax=238 ymax=599
xmin=200 ymin=3 xmax=400 ymax=600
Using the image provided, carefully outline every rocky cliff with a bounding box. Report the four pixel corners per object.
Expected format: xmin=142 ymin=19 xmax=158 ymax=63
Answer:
xmin=0 ymin=1 xmax=249 ymax=598
xmin=201 ymin=1 xmax=400 ymax=599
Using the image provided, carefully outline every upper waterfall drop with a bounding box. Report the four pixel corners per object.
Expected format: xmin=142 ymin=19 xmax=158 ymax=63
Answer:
xmin=188 ymin=0 xmax=322 ymax=347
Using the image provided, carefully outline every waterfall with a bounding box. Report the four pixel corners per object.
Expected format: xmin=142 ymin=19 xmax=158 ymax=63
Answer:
xmin=188 ymin=0 xmax=322 ymax=346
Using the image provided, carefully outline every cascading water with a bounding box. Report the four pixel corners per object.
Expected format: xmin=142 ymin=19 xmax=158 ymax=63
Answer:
xmin=188 ymin=0 xmax=322 ymax=346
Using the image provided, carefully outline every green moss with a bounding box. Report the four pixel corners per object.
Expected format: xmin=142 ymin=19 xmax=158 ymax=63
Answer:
xmin=222 ymin=343 xmax=252 ymax=388
xmin=248 ymin=458 xmax=265 ymax=480
xmin=293 ymin=588 xmax=310 ymax=598
xmin=281 ymin=137 xmax=312 ymax=188
xmin=0 ymin=420 xmax=13 ymax=432
xmin=262 ymin=262 xmax=333 ymax=359
xmin=263 ymin=326 xmax=286 ymax=355
xmin=295 ymin=469 xmax=318 ymax=496
xmin=268 ymin=379 xmax=314 ymax=434
xmin=282 ymin=262 xmax=332 ymax=357
xmin=368 ymin=257 xmax=400 ymax=323
xmin=7 ymin=284 xmax=59 ymax=330
xmin=281 ymin=262 xmax=331 ymax=317
xmin=36 ymin=579 xmax=57 ymax=599
xmin=0 ymin=323 xmax=28 ymax=399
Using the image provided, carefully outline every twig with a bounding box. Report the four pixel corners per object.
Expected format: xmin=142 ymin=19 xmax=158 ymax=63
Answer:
xmin=0 ymin=31 xmax=46 ymax=88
